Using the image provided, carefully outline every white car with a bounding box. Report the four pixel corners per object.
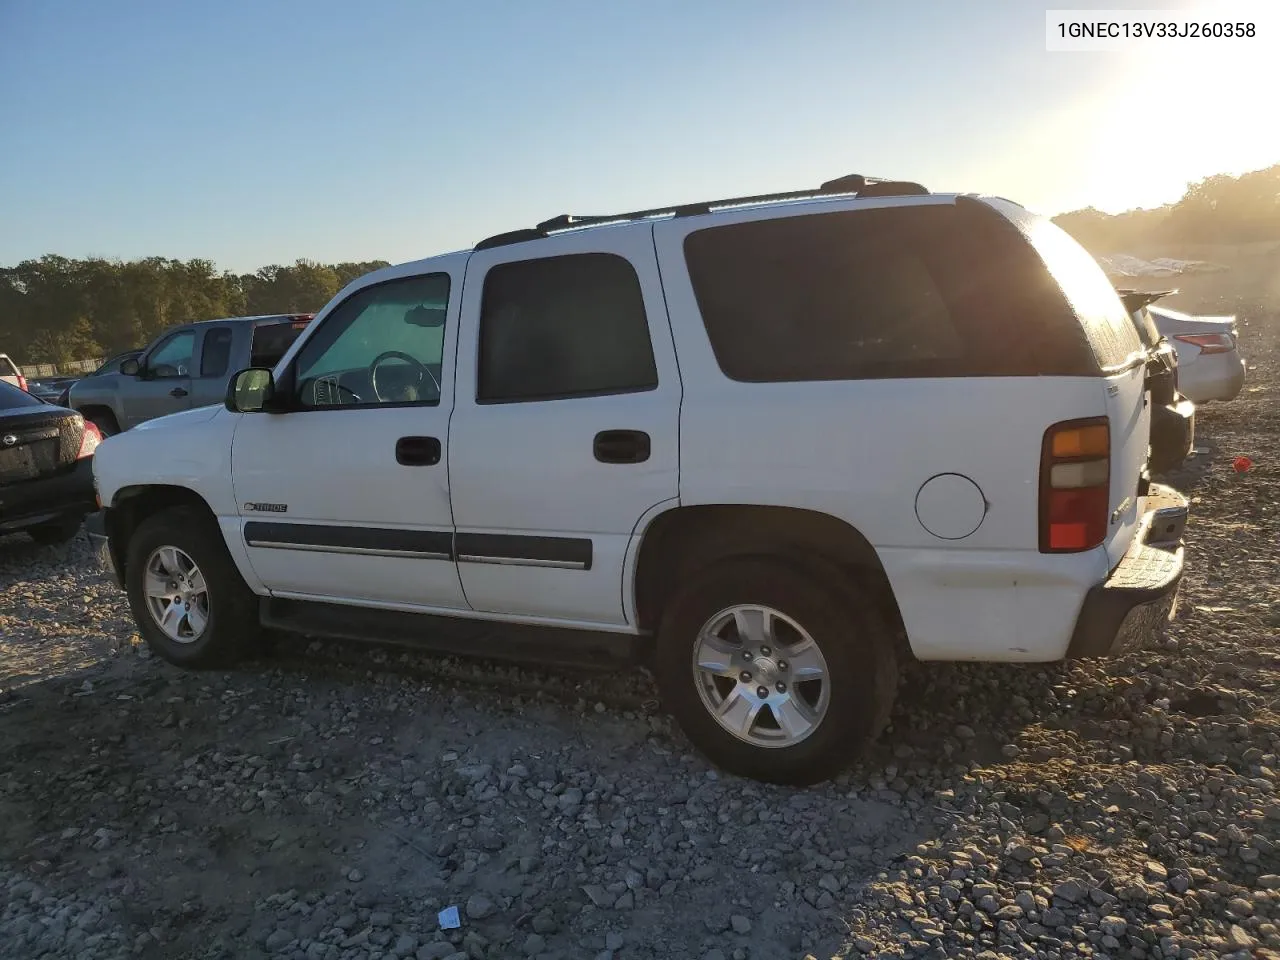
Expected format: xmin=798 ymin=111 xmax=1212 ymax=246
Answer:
xmin=87 ymin=174 xmax=1189 ymax=785
xmin=1148 ymin=304 xmax=1246 ymax=403
xmin=0 ymin=353 xmax=28 ymax=393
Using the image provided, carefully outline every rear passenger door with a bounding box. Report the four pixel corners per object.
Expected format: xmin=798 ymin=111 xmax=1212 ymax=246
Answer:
xmin=449 ymin=227 xmax=682 ymax=627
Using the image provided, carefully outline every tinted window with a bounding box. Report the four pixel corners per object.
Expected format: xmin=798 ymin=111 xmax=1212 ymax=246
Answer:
xmin=146 ymin=331 xmax=196 ymax=378
xmin=251 ymin=320 xmax=310 ymax=367
xmin=200 ymin=327 xmax=234 ymax=377
xmin=0 ymin=356 xmax=17 ymax=376
xmin=293 ymin=274 xmax=449 ymax=408
xmin=685 ymin=203 xmax=1099 ymax=382
xmin=0 ymin=379 xmax=43 ymax=409
xmin=1021 ymin=218 xmax=1142 ymax=369
xmin=477 ymin=253 xmax=657 ymax=403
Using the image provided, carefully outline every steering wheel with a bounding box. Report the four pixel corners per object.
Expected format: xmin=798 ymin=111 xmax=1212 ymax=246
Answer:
xmin=369 ymin=351 xmax=439 ymax=403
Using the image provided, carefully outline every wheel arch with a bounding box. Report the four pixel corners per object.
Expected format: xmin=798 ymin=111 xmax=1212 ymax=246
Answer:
xmin=631 ymin=503 xmax=911 ymax=660
xmin=104 ymin=485 xmax=218 ymax=584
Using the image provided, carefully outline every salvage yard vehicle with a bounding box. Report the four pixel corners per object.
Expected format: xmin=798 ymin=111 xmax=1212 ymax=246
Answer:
xmin=0 ymin=353 xmax=28 ymax=393
xmin=0 ymin=379 xmax=101 ymax=544
xmin=87 ymin=174 xmax=1189 ymax=784
xmin=1148 ymin=302 xmax=1247 ymax=403
xmin=1117 ymin=289 xmax=1196 ymax=473
xmin=67 ymin=315 xmax=313 ymax=435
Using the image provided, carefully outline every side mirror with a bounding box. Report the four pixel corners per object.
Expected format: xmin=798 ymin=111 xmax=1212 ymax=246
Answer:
xmin=119 ymin=358 xmax=141 ymax=377
xmin=225 ymin=367 xmax=279 ymax=413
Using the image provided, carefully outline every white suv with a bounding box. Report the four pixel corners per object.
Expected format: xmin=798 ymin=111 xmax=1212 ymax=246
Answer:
xmin=88 ymin=175 xmax=1188 ymax=785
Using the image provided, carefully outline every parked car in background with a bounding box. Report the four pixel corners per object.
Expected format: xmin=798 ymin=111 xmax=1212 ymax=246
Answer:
xmin=89 ymin=175 xmax=1189 ymax=784
xmin=1117 ymin=289 xmax=1195 ymax=473
xmin=67 ymin=316 xmax=312 ymax=435
xmin=0 ymin=353 xmax=28 ymax=392
xmin=0 ymin=378 xmax=101 ymax=544
xmin=28 ymin=376 xmax=80 ymax=403
xmin=1148 ymin=304 xmax=1246 ymax=403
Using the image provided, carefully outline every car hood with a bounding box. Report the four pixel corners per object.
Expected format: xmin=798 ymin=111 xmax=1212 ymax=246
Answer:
xmin=132 ymin=404 xmax=225 ymax=432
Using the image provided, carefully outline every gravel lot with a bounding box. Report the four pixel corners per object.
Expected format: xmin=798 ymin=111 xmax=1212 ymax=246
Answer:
xmin=2 ymin=307 xmax=1277 ymax=960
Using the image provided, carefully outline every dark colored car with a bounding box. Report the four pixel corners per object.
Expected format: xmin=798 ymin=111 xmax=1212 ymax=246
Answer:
xmin=1118 ymin=289 xmax=1196 ymax=473
xmin=53 ymin=350 xmax=144 ymax=407
xmin=0 ymin=379 xmax=102 ymax=544
xmin=29 ymin=376 xmax=80 ymax=403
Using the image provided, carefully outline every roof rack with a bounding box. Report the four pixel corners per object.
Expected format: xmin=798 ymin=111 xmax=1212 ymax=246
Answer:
xmin=474 ymin=174 xmax=929 ymax=250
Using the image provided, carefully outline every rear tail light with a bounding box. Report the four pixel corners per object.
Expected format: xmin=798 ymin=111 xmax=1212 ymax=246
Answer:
xmin=1173 ymin=333 xmax=1233 ymax=355
xmin=77 ymin=420 xmax=103 ymax=459
xmin=1040 ymin=418 xmax=1110 ymax=553
xmin=17 ymin=373 xmax=28 ymax=392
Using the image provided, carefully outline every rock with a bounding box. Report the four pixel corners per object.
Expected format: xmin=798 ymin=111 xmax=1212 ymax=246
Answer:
xmin=265 ymin=928 xmax=294 ymax=952
xmin=418 ymin=944 xmax=456 ymax=960
xmin=464 ymin=894 xmax=493 ymax=920
xmin=1145 ymin=861 xmax=1169 ymax=883
xmin=730 ymin=915 xmax=751 ymax=935
xmin=1053 ymin=880 xmax=1088 ymax=904
xmin=522 ymin=933 xmax=546 ymax=955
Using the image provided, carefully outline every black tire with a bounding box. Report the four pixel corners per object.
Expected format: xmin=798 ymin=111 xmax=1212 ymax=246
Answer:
xmin=84 ymin=410 xmax=120 ymax=437
xmin=27 ymin=515 xmax=84 ymax=546
xmin=655 ymin=557 xmax=898 ymax=786
xmin=125 ymin=506 xmax=258 ymax=668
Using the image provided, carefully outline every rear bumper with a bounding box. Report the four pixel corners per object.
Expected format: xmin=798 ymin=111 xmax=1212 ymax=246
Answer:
xmin=1181 ymin=353 xmax=1245 ymax=403
xmin=1064 ymin=483 xmax=1187 ymax=658
xmin=0 ymin=458 xmax=96 ymax=534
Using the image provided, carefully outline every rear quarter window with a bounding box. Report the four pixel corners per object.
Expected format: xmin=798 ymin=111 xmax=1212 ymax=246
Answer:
xmin=0 ymin=356 xmax=18 ymax=377
xmin=683 ymin=201 xmax=1099 ymax=382
xmin=251 ymin=321 xmax=310 ymax=368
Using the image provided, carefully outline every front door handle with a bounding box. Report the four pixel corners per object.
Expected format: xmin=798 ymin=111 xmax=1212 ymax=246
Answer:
xmin=396 ymin=435 xmax=441 ymax=466
xmin=593 ymin=430 xmax=650 ymax=464
xmin=169 ymin=387 xmax=188 ymax=398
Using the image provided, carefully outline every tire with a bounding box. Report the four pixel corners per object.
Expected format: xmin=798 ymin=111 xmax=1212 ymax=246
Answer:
xmin=27 ymin=515 xmax=84 ymax=546
xmin=84 ymin=410 xmax=120 ymax=437
xmin=124 ymin=506 xmax=258 ymax=667
xmin=655 ymin=557 xmax=898 ymax=786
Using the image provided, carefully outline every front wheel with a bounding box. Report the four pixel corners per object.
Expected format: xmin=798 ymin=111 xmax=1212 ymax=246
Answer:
xmin=124 ymin=506 xmax=258 ymax=667
xmin=655 ymin=558 xmax=898 ymax=786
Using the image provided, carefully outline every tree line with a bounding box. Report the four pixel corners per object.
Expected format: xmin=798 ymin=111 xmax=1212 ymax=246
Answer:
xmin=1053 ymin=162 xmax=1280 ymax=253
xmin=0 ymin=257 xmax=388 ymax=366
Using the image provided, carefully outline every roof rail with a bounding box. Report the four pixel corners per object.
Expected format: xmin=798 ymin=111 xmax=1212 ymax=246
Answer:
xmin=473 ymin=174 xmax=929 ymax=250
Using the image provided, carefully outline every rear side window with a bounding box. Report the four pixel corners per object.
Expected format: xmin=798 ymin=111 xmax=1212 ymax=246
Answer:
xmin=0 ymin=379 xmax=42 ymax=409
xmin=0 ymin=356 xmax=18 ymax=376
xmin=200 ymin=328 xmax=234 ymax=377
xmin=684 ymin=202 xmax=1099 ymax=383
xmin=251 ymin=320 xmax=310 ymax=368
xmin=477 ymin=253 xmax=658 ymax=403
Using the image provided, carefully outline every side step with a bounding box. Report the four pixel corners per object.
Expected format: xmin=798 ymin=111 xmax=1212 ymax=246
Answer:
xmin=259 ymin=597 xmax=644 ymax=672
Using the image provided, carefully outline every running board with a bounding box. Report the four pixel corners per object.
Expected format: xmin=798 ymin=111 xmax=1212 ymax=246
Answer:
xmin=259 ymin=597 xmax=643 ymax=671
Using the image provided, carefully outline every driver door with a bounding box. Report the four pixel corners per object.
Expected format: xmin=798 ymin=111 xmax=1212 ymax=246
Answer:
xmin=122 ymin=327 xmax=196 ymax=428
xmin=230 ymin=264 xmax=467 ymax=610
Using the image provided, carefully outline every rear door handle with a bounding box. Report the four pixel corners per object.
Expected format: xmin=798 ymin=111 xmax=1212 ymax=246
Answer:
xmin=593 ymin=429 xmax=650 ymax=464
xmin=396 ymin=435 xmax=441 ymax=466
xmin=169 ymin=387 xmax=188 ymax=398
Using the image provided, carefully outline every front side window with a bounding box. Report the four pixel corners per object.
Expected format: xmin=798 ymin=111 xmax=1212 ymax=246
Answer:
xmin=146 ymin=331 xmax=195 ymax=378
xmin=292 ymin=273 xmax=450 ymax=409
xmin=200 ymin=328 xmax=234 ymax=378
xmin=477 ymin=253 xmax=657 ymax=403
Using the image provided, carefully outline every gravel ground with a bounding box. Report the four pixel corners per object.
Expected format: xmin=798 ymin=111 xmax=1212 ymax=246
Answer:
xmin=1 ymin=307 xmax=1277 ymax=960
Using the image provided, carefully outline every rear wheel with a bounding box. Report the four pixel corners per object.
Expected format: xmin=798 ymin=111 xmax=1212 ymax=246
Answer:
xmin=655 ymin=557 xmax=897 ymax=785
xmin=125 ymin=506 xmax=258 ymax=667
xmin=27 ymin=515 xmax=84 ymax=546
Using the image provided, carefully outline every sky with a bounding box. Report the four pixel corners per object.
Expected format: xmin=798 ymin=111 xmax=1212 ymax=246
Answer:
xmin=2 ymin=0 xmax=1278 ymax=271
